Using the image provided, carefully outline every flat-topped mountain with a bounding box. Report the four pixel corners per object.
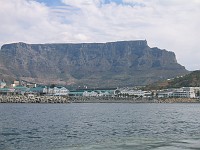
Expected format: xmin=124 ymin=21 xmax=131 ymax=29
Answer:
xmin=0 ymin=40 xmax=188 ymax=87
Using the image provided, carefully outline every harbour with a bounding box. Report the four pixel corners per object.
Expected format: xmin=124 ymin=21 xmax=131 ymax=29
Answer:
xmin=1 ymin=103 xmax=200 ymax=150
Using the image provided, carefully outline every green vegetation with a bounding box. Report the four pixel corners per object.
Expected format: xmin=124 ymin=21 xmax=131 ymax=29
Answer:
xmin=168 ymin=70 xmax=200 ymax=87
xmin=145 ymin=70 xmax=200 ymax=90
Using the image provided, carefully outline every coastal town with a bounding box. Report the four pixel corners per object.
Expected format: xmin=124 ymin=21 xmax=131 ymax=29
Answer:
xmin=0 ymin=79 xmax=200 ymax=103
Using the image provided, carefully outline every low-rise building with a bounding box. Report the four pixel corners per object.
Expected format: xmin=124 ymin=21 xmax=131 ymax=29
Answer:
xmin=0 ymin=88 xmax=15 ymax=95
xmin=171 ymin=87 xmax=195 ymax=98
xmin=118 ymin=89 xmax=152 ymax=98
xmin=14 ymin=86 xmax=29 ymax=95
xmin=69 ymin=88 xmax=115 ymax=97
xmin=48 ymin=87 xmax=69 ymax=96
xmin=12 ymin=80 xmax=20 ymax=87
xmin=83 ymin=91 xmax=98 ymax=97
xmin=69 ymin=91 xmax=84 ymax=96
xmin=0 ymin=81 xmax=6 ymax=88
xmin=157 ymin=91 xmax=173 ymax=98
xmin=83 ymin=89 xmax=114 ymax=97
xmin=157 ymin=87 xmax=196 ymax=98
xmin=29 ymin=86 xmax=48 ymax=95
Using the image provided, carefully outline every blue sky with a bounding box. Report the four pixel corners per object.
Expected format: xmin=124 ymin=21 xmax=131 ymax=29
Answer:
xmin=0 ymin=0 xmax=200 ymax=71
xmin=36 ymin=0 xmax=63 ymax=6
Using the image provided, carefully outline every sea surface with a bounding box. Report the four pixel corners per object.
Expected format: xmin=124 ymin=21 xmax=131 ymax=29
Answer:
xmin=1 ymin=103 xmax=200 ymax=150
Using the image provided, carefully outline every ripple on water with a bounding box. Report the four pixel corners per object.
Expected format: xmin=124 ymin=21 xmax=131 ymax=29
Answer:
xmin=60 ymin=137 xmax=200 ymax=150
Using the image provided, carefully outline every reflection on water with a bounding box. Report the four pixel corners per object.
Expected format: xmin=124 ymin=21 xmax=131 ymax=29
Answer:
xmin=1 ymin=103 xmax=200 ymax=150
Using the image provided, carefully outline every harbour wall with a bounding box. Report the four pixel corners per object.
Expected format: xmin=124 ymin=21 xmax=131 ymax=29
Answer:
xmin=0 ymin=95 xmax=70 ymax=103
xmin=0 ymin=95 xmax=199 ymax=103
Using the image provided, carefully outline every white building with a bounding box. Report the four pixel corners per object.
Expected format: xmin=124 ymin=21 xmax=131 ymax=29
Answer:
xmin=171 ymin=87 xmax=195 ymax=98
xmin=99 ymin=91 xmax=110 ymax=96
xmin=83 ymin=91 xmax=98 ymax=97
xmin=157 ymin=91 xmax=172 ymax=98
xmin=157 ymin=87 xmax=196 ymax=98
xmin=120 ymin=89 xmax=152 ymax=97
xmin=48 ymin=87 xmax=69 ymax=96
xmin=82 ymin=90 xmax=112 ymax=97
xmin=193 ymin=87 xmax=200 ymax=97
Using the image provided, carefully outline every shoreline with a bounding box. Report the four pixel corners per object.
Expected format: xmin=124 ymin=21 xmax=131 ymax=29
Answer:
xmin=0 ymin=95 xmax=200 ymax=103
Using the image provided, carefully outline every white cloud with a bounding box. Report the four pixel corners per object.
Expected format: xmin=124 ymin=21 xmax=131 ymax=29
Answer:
xmin=0 ymin=0 xmax=199 ymax=70
xmin=61 ymin=0 xmax=102 ymax=7
xmin=0 ymin=0 xmax=57 ymax=43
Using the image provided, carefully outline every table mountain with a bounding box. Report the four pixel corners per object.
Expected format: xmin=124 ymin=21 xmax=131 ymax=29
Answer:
xmin=0 ymin=40 xmax=188 ymax=87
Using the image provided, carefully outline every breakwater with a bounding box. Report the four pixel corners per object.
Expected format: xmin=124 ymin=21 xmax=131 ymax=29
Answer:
xmin=0 ymin=95 xmax=199 ymax=103
xmin=156 ymin=98 xmax=199 ymax=103
xmin=70 ymin=96 xmax=154 ymax=103
xmin=0 ymin=95 xmax=70 ymax=103
xmin=70 ymin=97 xmax=200 ymax=103
xmin=0 ymin=95 xmax=152 ymax=103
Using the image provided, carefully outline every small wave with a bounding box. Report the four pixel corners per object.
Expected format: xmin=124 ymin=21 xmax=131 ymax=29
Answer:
xmin=58 ymin=137 xmax=200 ymax=150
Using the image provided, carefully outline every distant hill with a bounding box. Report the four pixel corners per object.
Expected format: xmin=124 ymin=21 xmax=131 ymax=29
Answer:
xmin=145 ymin=70 xmax=200 ymax=90
xmin=0 ymin=40 xmax=188 ymax=87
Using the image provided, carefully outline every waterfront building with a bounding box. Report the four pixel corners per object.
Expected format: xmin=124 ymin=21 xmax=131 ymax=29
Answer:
xmin=0 ymin=88 xmax=15 ymax=95
xmin=119 ymin=89 xmax=152 ymax=98
xmin=48 ymin=87 xmax=69 ymax=96
xmin=69 ymin=91 xmax=84 ymax=96
xmin=171 ymin=87 xmax=195 ymax=98
xmin=83 ymin=91 xmax=98 ymax=97
xmin=157 ymin=87 xmax=196 ymax=98
xmin=12 ymin=80 xmax=20 ymax=87
xmin=29 ymin=86 xmax=48 ymax=95
xmin=83 ymin=89 xmax=115 ymax=97
xmin=193 ymin=87 xmax=200 ymax=97
xmin=157 ymin=91 xmax=173 ymax=98
xmin=14 ymin=86 xmax=29 ymax=95
xmin=0 ymin=81 xmax=6 ymax=88
xmin=98 ymin=91 xmax=110 ymax=96
xmin=69 ymin=88 xmax=116 ymax=97
xmin=26 ymin=83 xmax=37 ymax=88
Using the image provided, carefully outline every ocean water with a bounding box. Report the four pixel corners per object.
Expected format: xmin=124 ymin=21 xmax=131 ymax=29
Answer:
xmin=1 ymin=103 xmax=200 ymax=150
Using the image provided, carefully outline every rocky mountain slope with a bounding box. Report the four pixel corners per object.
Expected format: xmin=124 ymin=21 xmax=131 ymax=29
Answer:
xmin=0 ymin=40 xmax=188 ymax=87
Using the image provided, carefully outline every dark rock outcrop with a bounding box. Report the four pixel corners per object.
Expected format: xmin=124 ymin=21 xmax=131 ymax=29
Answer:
xmin=0 ymin=40 xmax=188 ymax=87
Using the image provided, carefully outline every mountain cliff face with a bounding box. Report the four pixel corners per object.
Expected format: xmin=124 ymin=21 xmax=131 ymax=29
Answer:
xmin=0 ymin=40 xmax=188 ymax=87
